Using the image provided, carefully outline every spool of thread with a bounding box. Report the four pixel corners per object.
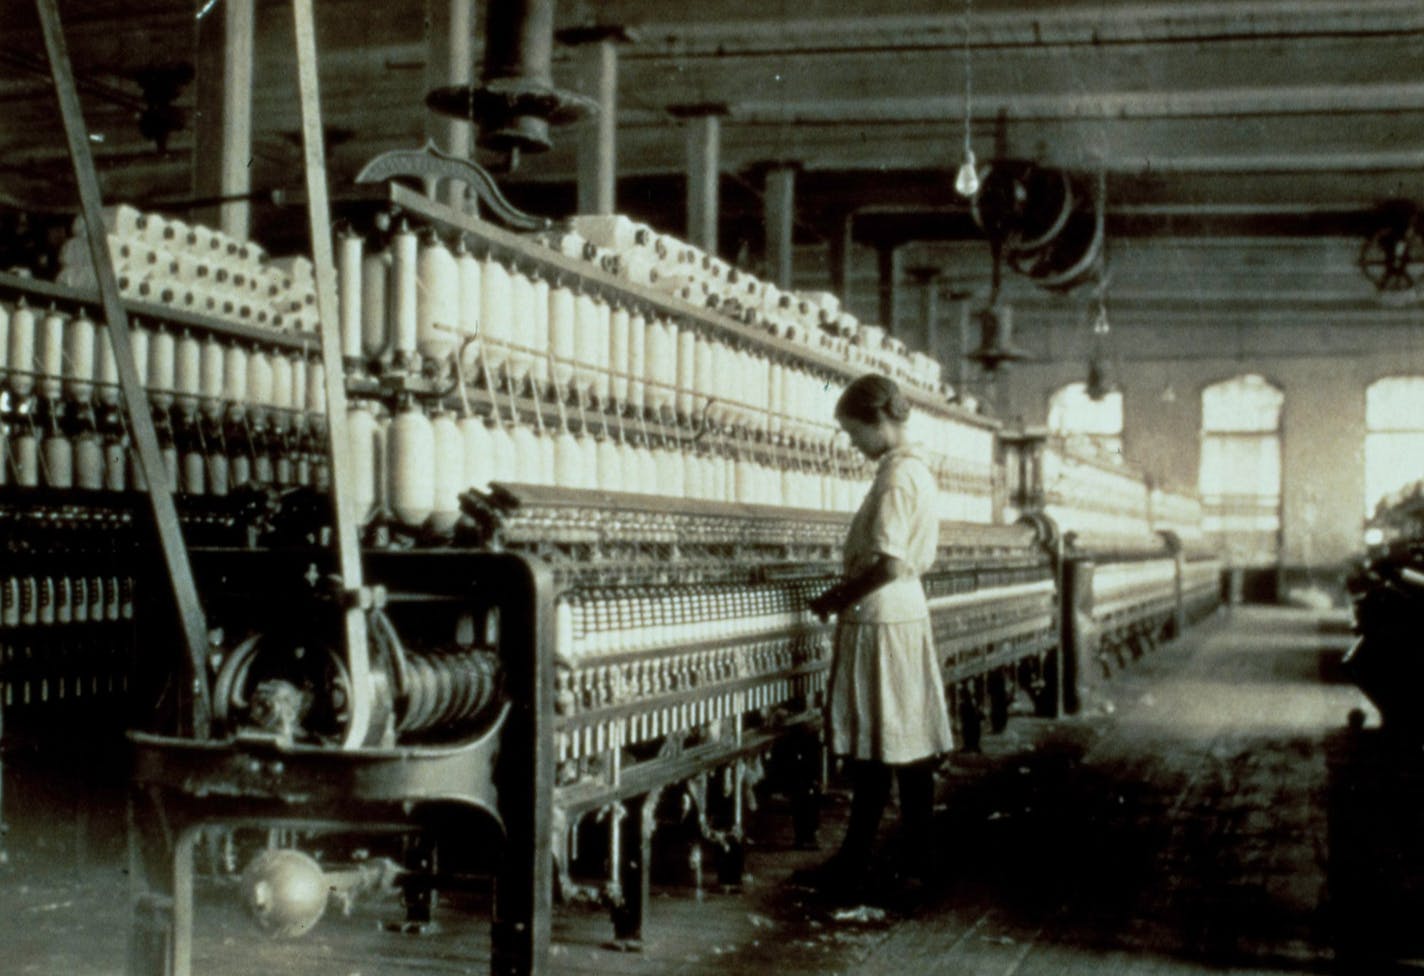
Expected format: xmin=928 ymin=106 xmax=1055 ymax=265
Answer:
xmin=416 ymin=235 xmax=459 ymax=367
xmin=62 ymin=314 xmax=97 ymax=403
xmin=570 ymin=214 xmax=637 ymax=251
xmin=247 ymin=350 xmax=274 ymax=415
xmin=182 ymin=449 xmax=205 ymax=495
xmin=459 ymin=416 xmax=492 ymax=492
xmin=391 ymin=225 xmax=419 ymax=363
xmin=695 ymin=335 xmax=717 ymax=423
xmin=676 ymin=326 xmax=697 ymax=417
xmin=487 ymin=423 xmax=516 ymax=485
xmin=549 ymin=286 xmax=576 ymax=392
xmin=645 ymin=319 xmax=672 ymax=413
xmin=38 ymin=309 xmax=65 ymax=400
xmin=268 ymin=354 xmax=293 ymax=431
xmin=43 ymin=433 xmax=73 ymax=488
xmin=0 ymin=303 xmax=10 ymax=382
xmin=479 ymin=257 xmax=512 ymax=375
xmin=289 ymin=354 xmax=308 ymax=421
xmin=554 ymin=428 xmax=582 ymax=489
xmin=12 ymin=433 xmax=38 ymax=486
xmin=579 ymin=433 xmax=599 ymax=489
xmin=208 ymin=451 xmax=229 ymax=496
xmin=7 ymin=302 xmax=35 ymax=397
xmin=306 ymin=360 xmax=326 ymax=417
xmin=72 ymin=433 xmax=103 ymax=490
xmin=609 ymin=307 xmax=630 ymax=405
xmin=511 ymin=423 xmax=541 ymax=484
xmin=617 ymin=440 xmax=637 ymax=491
xmin=198 ymin=336 xmax=224 ymax=419
xmin=573 ymin=293 xmax=599 ymax=400
xmin=229 ymin=451 xmax=251 ymax=491
xmin=223 ymin=344 xmax=249 ymax=412
xmin=530 ymin=277 xmax=552 ymax=391
xmin=537 ymin=427 xmax=556 ymax=483
xmin=590 ymin=299 xmax=612 ymax=404
xmin=94 ymin=327 xmax=120 ymax=407
xmin=457 ymin=244 xmax=481 ymax=338
xmin=147 ymin=328 xmax=176 ymax=409
xmin=174 ymin=332 xmax=202 ymax=415
xmin=598 ymin=437 xmax=622 ymax=493
xmin=360 ymin=250 xmax=390 ymax=362
xmin=627 ymin=312 xmax=646 ymax=412
xmin=656 ymin=447 xmax=685 ymax=498
xmin=337 ymin=231 xmax=363 ymax=361
xmin=429 ymin=413 xmax=464 ymax=533
xmin=388 ymin=405 xmax=435 ymax=528
xmin=507 ymin=273 xmax=536 ymax=389
xmin=104 ymin=439 xmax=126 ymax=491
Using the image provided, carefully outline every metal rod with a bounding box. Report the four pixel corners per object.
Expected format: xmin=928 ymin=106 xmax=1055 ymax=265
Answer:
xmin=220 ymin=0 xmax=255 ymax=239
xmin=34 ymin=0 xmax=213 ymax=738
xmin=576 ymin=38 xmax=619 ymax=215
xmin=291 ymin=0 xmax=378 ymax=748
xmin=685 ymin=112 xmax=721 ymax=254
xmin=764 ymin=164 xmax=796 ymax=291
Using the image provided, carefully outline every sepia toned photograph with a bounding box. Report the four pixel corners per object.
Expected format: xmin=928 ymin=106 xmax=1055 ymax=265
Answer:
xmin=0 ymin=1 xmax=1419 ymax=973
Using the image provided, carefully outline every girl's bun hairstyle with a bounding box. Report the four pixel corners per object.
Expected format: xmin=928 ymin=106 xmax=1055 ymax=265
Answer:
xmin=835 ymin=373 xmax=911 ymax=424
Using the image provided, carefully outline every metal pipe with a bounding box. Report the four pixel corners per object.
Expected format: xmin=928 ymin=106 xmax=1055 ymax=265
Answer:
xmin=764 ymin=164 xmax=796 ymax=290
xmin=483 ymin=0 xmax=554 ymax=90
xmin=425 ymin=0 xmax=474 ymax=208
xmin=219 ymin=0 xmax=253 ymax=239
xmin=614 ymin=0 xmax=1424 ymax=57
xmin=737 ymin=82 xmax=1424 ymax=127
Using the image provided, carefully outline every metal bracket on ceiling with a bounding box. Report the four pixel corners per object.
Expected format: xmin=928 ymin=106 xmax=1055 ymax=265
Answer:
xmin=355 ymin=142 xmax=552 ymax=233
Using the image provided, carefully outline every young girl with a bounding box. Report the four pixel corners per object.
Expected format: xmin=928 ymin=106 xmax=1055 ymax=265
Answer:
xmin=803 ymin=373 xmax=954 ymax=894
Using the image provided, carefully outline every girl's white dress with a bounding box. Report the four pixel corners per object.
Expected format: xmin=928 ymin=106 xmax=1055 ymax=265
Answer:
xmin=826 ymin=444 xmax=954 ymax=764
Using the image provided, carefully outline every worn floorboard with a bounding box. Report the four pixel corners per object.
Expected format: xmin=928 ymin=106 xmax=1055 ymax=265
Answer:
xmin=5 ymin=606 xmax=1408 ymax=975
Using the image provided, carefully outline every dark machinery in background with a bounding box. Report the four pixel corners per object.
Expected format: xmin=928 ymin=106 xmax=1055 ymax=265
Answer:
xmin=1346 ymin=484 xmax=1424 ymax=736
xmin=1359 ymin=201 xmax=1424 ymax=295
xmin=966 ymin=161 xmax=1107 ymax=373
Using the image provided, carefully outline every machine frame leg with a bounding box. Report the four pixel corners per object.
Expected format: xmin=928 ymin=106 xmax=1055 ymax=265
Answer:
xmin=610 ymin=791 xmax=654 ymax=950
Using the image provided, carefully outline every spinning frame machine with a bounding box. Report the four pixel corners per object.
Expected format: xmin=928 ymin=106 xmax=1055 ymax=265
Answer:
xmin=0 ymin=4 xmax=1223 ymax=975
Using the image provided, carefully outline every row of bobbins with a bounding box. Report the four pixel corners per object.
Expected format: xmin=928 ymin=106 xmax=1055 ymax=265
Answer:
xmin=0 ymin=298 xmax=327 ymax=495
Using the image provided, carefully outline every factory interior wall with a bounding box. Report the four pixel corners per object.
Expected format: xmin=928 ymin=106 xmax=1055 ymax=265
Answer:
xmin=991 ymin=318 xmax=1424 ymax=603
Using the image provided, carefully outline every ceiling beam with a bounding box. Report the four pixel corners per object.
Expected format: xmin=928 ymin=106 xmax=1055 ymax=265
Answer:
xmin=579 ymin=0 xmax=1424 ymax=55
xmin=736 ymin=83 xmax=1424 ymax=126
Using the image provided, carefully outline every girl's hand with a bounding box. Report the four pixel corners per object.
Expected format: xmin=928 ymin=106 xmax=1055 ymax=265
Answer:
xmin=809 ymin=586 xmax=844 ymax=622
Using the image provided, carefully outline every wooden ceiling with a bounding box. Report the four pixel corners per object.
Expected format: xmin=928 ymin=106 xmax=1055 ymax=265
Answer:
xmin=1 ymin=0 xmax=1422 ymax=320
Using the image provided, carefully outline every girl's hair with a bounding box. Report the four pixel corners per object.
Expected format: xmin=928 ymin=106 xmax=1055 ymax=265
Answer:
xmin=835 ymin=373 xmax=911 ymax=424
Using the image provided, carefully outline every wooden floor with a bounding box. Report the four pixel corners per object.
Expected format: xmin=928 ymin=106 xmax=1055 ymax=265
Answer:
xmin=6 ymin=605 xmax=1418 ymax=975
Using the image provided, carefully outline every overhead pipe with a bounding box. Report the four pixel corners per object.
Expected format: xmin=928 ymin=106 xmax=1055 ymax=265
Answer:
xmin=426 ymin=0 xmax=594 ymax=166
xmin=617 ymin=0 xmax=1424 ymax=57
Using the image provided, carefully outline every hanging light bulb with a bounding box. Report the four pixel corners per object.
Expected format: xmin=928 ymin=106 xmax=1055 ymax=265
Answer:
xmin=954 ymin=0 xmax=980 ymax=198
xmin=1092 ymin=300 xmax=1110 ymax=336
xmin=955 ymin=147 xmax=981 ymax=198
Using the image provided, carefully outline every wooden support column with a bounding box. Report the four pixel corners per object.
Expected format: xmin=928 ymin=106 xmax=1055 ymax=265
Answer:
xmin=763 ymin=163 xmax=798 ymax=290
xmin=828 ymin=211 xmax=855 ymax=308
xmin=956 ymin=299 xmax=972 ymax=391
xmin=558 ymin=26 xmax=634 ymax=216
xmin=193 ymin=0 xmax=253 ymax=239
xmin=425 ymin=0 xmax=475 ymax=209
xmin=906 ymin=265 xmax=941 ymax=360
xmin=877 ymin=241 xmax=901 ymax=331
xmin=669 ymin=103 xmax=728 ymax=254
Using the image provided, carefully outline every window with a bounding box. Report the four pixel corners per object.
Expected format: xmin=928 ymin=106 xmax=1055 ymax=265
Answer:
xmin=1199 ymin=374 xmax=1282 ymax=567
xmin=1365 ymin=377 xmax=1424 ymax=516
xmin=1047 ymin=381 xmax=1123 ymax=461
